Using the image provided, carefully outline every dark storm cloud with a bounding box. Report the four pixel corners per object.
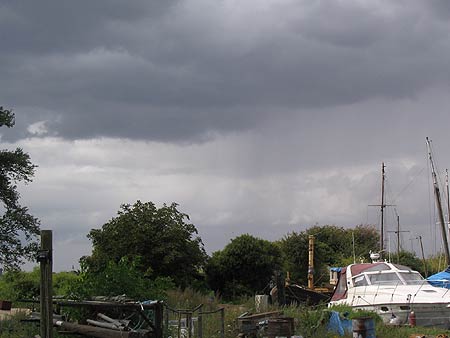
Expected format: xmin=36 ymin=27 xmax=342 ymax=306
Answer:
xmin=1 ymin=1 xmax=450 ymax=141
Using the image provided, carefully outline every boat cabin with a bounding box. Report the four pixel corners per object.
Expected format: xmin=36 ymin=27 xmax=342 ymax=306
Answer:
xmin=331 ymin=262 xmax=426 ymax=302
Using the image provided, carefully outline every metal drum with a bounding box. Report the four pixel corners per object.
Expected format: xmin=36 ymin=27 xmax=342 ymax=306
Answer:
xmin=352 ymin=317 xmax=375 ymax=338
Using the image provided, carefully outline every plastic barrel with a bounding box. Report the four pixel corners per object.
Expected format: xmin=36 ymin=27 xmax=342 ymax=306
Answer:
xmin=352 ymin=317 xmax=375 ymax=338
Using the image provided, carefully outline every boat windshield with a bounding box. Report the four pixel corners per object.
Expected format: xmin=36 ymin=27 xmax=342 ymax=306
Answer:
xmin=399 ymin=272 xmax=427 ymax=285
xmin=367 ymin=272 xmax=401 ymax=285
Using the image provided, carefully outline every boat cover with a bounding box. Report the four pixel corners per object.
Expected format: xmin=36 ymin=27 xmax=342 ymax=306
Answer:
xmin=327 ymin=311 xmax=352 ymax=336
xmin=427 ymin=267 xmax=450 ymax=288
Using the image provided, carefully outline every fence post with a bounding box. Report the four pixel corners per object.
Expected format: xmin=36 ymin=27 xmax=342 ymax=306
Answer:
xmin=164 ymin=305 xmax=169 ymax=338
xmin=39 ymin=230 xmax=53 ymax=338
xmin=187 ymin=312 xmax=192 ymax=338
xmin=155 ymin=302 xmax=163 ymax=338
xmin=220 ymin=308 xmax=225 ymax=338
xmin=197 ymin=305 xmax=203 ymax=338
xmin=177 ymin=312 xmax=182 ymax=338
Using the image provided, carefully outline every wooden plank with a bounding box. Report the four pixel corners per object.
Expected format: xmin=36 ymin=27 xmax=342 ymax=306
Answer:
xmin=86 ymin=319 xmax=123 ymax=330
xmin=237 ymin=311 xmax=283 ymax=320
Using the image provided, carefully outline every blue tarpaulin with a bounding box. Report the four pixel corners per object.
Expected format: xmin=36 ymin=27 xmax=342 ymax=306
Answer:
xmin=327 ymin=311 xmax=352 ymax=336
xmin=427 ymin=267 xmax=450 ymax=288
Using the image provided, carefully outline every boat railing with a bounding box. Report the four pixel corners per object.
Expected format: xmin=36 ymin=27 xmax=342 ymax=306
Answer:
xmin=348 ymin=280 xmax=445 ymax=306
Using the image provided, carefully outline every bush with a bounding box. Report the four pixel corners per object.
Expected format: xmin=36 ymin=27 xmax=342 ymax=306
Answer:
xmin=69 ymin=257 xmax=174 ymax=301
xmin=0 ymin=268 xmax=40 ymax=301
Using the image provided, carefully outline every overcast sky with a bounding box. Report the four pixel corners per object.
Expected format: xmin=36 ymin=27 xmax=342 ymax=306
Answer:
xmin=2 ymin=0 xmax=450 ymax=271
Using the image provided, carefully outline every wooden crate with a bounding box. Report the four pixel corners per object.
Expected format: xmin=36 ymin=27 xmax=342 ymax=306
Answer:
xmin=266 ymin=317 xmax=294 ymax=338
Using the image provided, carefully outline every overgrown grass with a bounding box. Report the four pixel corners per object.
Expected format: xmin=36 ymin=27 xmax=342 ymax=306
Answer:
xmin=3 ymin=288 xmax=450 ymax=338
xmin=165 ymin=288 xmax=252 ymax=338
xmin=0 ymin=311 xmax=68 ymax=338
xmin=165 ymin=290 xmax=450 ymax=338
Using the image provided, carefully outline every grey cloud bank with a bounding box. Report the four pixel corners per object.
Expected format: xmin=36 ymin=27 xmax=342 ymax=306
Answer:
xmin=1 ymin=1 xmax=450 ymax=270
xmin=2 ymin=1 xmax=450 ymax=141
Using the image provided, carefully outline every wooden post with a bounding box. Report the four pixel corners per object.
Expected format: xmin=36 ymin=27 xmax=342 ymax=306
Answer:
xmin=308 ymin=235 xmax=314 ymax=289
xmin=155 ymin=302 xmax=163 ymax=338
xmin=164 ymin=306 xmax=169 ymax=338
xmin=220 ymin=308 xmax=225 ymax=338
xmin=198 ymin=305 xmax=203 ymax=338
xmin=39 ymin=230 xmax=53 ymax=338
xmin=186 ymin=312 xmax=192 ymax=338
xmin=275 ymin=271 xmax=285 ymax=306
xmin=177 ymin=312 xmax=181 ymax=338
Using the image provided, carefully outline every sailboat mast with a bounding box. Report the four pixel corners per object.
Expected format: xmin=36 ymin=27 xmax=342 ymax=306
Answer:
xmin=446 ymin=169 xmax=450 ymax=241
xmin=380 ymin=162 xmax=386 ymax=253
xmin=426 ymin=137 xmax=450 ymax=265
xmin=397 ymin=214 xmax=400 ymax=262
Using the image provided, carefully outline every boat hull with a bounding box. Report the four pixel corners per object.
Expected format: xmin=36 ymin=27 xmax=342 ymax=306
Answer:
xmin=332 ymin=302 xmax=450 ymax=328
xmin=329 ymin=262 xmax=450 ymax=328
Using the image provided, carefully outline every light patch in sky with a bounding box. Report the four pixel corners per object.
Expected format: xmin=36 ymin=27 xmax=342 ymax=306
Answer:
xmin=27 ymin=121 xmax=49 ymax=136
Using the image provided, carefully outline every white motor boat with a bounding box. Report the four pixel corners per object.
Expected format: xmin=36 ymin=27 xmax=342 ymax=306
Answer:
xmin=329 ymin=261 xmax=450 ymax=328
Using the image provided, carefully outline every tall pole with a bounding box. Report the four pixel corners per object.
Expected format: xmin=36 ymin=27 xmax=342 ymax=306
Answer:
xmin=427 ymin=137 xmax=450 ymax=265
xmin=380 ymin=163 xmax=386 ymax=254
xmin=352 ymin=231 xmax=356 ymax=264
xmin=39 ymin=230 xmax=53 ymax=338
xmin=308 ymin=235 xmax=315 ymax=289
xmin=446 ymin=169 xmax=450 ymax=241
xmin=368 ymin=163 xmax=395 ymax=258
xmin=397 ymin=215 xmax=400 ymax=261
xmin=417 ymin=236 xmax=428 ymax=277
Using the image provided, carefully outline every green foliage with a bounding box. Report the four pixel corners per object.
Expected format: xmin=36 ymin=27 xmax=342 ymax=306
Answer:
xmin=53 ymin=270 xmax=80 ymax=296
xmin=424 ymin=253 xmax=447 ymax=276
xmin=84 ymin=200 xmax=207 ymax=288
xmin=0 ymin=312 xmax=70 ymax=337
xmin=0 ymin=106 xmax=15 ymax=127
xmin=205 ymin=234 xmax=282 ymax=300
xmin=166 ymin=288 xmax=247 ymax=338
xmin=282 ymin=305 xmax=330 ymax=337
xmin=391 ymin=250 xmax=426 ymax=276
xmin=0 ymin=313 xmax=39 ymax=337
xmin=279 ymin=224 xmax=379 ymax=285
xmin=375 ymin=322 xmax=450 ymax=338
xmin=166 ymin=288 xmax=218 ymax=311
xmin=69 ymin=257 xmax=174 ymax=301
xmin=0 ymin=268 xmax=81 ymax=301
xmin=0 ymin=107 xmax=40 ymax=269
xmin=0 ymin=268 xmax=40 ymax=300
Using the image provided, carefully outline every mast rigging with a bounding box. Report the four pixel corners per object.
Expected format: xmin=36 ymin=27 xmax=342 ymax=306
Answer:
xmin=426 ymin=137 xmax=450 ymax=266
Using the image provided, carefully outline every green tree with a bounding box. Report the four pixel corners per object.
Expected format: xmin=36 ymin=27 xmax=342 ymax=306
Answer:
xmin=0 ymin=107 xmax=40 ymax=269
xmin=205 ymin=234 xmax=282 ymax=300
xmin=279 ymin=224 xmax=379 ymax=286
xmin=391 ymin=250 xmax=426 ymax=276
xmin=84 ymin=201 xmax=207 ymax=288
xmin=0 ymin=268 xmax=79 ymax=301
xmin=278 ymin=231 xmax=309 ymax=284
